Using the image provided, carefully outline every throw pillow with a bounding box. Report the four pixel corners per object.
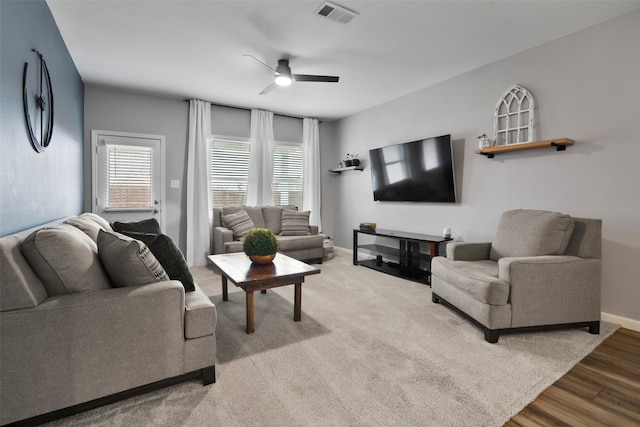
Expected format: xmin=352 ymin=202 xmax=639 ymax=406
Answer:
xmin=97 ymin=230 xmax=169 ymax=287
xmin=20 ymin=226 xmax=112 ymax=295
xmin=222 ymin=209 xmax=255 ymax=239
xmin=65 ymin=216 xmax=104 ymax=242
xmin=119 ymin=231 xmax=195 ymax=292
xmin=78 ymin=212 xmax=113 ymax=232
xmin=111 ymin=218 xmax=161 ymax=234
xmin=280 ymin=209 xmax=311 ymax=236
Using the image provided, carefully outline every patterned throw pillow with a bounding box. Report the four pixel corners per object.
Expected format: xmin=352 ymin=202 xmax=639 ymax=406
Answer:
xmin=119 ymin=231 xmax=195 ymax=292
xmin=280 ymin=209 xmax=311 ymax=236
xmin=97 ymin=230 xmax=169 ymax=287
xmin=222 ymin=209 xmax=255 ymax=240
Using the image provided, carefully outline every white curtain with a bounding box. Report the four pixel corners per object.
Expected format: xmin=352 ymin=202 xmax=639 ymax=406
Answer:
xmin=247 ymin=109 xmax=274 ymax=206
xmin=186 ymin=99 xmax=212 ymax=266
xmin=302 ymin=117 xmax=322 ymax=231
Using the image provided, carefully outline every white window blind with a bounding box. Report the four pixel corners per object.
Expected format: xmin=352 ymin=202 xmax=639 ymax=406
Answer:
xmin=105 ymin=144 xmax=153 ymax=208
xmin=210 ymin=138 xmax=250 ymax=208
xmin=272 ymin=142 xmax=303 ymax=207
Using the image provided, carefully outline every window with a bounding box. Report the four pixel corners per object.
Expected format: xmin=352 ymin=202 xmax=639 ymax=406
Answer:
xmin=210 ymin=137 xmax=251 ymax=207
xmin=105 ymin=144 xmax=153 ymax=209
xmin=272 ymin=141 xmax=303 ymax=207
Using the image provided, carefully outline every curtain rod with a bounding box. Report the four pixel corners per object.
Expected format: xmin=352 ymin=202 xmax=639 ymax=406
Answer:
xmin=183 ymin=99 xmax=321 ymax=122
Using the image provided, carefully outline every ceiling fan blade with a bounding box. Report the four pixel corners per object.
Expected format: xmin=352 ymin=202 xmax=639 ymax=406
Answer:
xmin=243 ymin=54 xmax=276 ymax=73
xmin=259 ymin=82 xmax=278 ymax=95
xmin=293 ymin=74 xmax=339 ymax=83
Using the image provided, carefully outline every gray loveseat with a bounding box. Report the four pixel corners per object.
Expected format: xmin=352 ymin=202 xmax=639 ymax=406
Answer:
xmin=431 ymin=209 xmax=601 ymax=343
xmin=212 ymin=205 xmax=324 ymax=264
xmin=0 ymin=213 xmax=216 ymax=425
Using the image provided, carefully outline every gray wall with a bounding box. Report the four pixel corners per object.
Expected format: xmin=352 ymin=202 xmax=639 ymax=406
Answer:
xmin=0 ymin=0 xmax=84 ymax=236
xmin=325 ymin=10 xmax=640 ymax=323
xmin=84 ymin=87 xmax=332 ymax=250
xmin=83 ymin=86 xmax=189 ymax=248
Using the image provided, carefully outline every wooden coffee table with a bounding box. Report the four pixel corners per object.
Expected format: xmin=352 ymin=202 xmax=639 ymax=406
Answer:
xmin=207 ymin=252 xmax=321 ymax=334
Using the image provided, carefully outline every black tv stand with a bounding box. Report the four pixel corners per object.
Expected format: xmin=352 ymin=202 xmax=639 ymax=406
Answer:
xmin=353 ymin=228 xmax=452 ymax=286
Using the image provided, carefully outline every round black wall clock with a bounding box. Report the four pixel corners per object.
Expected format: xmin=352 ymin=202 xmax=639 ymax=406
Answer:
xmin=23 ymin=49 xmax=54 ymax=153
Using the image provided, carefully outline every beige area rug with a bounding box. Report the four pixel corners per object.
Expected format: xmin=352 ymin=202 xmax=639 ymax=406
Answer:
xmin=45 ymin=248 xmax=617 ymax=427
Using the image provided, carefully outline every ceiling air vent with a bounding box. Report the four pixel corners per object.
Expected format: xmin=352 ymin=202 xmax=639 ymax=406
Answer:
xmin=315 ymin=1 xmax=358 ymax=24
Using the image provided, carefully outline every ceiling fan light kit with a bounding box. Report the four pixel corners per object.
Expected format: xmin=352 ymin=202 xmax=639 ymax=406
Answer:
xmin=275 ymin=75 xmax=292 ymax=86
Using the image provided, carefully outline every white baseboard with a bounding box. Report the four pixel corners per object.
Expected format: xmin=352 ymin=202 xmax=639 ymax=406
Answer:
xmin=601 ymin=312 xmax=640 ymax=332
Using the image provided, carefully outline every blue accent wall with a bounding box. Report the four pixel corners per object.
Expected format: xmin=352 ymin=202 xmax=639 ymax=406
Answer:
xmin=0 ymin=0 xmax=84 ymax=236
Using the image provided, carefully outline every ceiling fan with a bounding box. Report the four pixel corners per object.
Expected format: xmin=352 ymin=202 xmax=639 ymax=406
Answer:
xmin=244 ymin=55 xmax=339 ymax=95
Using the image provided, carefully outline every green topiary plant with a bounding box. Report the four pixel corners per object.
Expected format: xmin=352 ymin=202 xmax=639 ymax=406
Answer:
xmin=243 ymin=228 xmax=278 ymax=257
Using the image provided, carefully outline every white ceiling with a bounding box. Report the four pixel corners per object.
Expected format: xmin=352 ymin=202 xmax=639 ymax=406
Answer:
xmin=47 ymin=0 xmax=640 ymax=121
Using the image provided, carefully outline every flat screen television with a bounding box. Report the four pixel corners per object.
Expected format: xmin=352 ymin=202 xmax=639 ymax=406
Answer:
xmin=369 ymin=134 xmax=456 ymax=203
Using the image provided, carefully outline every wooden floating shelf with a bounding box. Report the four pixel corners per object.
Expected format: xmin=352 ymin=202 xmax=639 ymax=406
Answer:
xmin=329 ymin=166 xmax=364 ymax=174
xmin=476 ymin=138 xmax=574 ymax=158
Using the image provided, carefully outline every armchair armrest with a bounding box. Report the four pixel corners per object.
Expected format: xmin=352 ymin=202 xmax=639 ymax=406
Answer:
xmin=212 ymin=226 xmax=234 ymax=254
xmin=446 ymin=242 xmax=492 ymax=261
xmin=499 ymin=256 xmax=601 ymax=328
xmin=310 ymin=225 xmax=319 ymax=235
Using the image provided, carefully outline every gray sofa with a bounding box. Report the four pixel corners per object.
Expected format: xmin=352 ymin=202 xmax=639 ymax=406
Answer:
xmin=212 ymin=205 xmax=324 ymax=263
xmin=0 ymin=213 xmax=216 ymax=425
xmin=431 ymin=209 xmax=601 ymax=343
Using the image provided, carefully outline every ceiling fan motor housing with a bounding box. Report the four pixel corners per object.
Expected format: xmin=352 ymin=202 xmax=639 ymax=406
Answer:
xmin=275 ymin=60 xmax=292 ymax=78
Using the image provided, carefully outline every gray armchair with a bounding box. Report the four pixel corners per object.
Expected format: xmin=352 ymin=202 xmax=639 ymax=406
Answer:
xmin=431 ymin=209 xmax=601 ymax=343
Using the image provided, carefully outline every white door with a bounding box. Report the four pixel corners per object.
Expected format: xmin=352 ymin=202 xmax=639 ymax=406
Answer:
xmin=92 ymin=130 xmax=166 ymax=231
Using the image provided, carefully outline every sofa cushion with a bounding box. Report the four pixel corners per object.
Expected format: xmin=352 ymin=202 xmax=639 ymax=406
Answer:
xmin=97 ymin=230 xmax=169 ymax=287
xmin=431 ymin=258 xmax=510 ymax=305
xmin=112 ymin=218 xmax=161 ymax=234
xmin=490 ymin=209 xmax=576 ymax=261
xmin=261 ymin=206 xmax=281 ymax=234
xmin=65 ymin=216 xmax=104 ymax=242
xmin=78 ymin=212 xmax=113 ymax=232
xmin=223 ymin=240 xmax=244 ymax=253
xmin=119 ymin=231 xmax=195 ymax=292
xmin=0 ymin=235 xmax=48 ymax=311
xmin=276 ymin=235 xmax=324 ymax=252
xmin=222 ymin=209 xmax=255 ymax=239
xmin=244 ymin=206 xmax=267 ymax=229
xmin=280 ymin=209 xmax=311 ymax=236
xmin=20 ymin=227 xmax=112 ymax=296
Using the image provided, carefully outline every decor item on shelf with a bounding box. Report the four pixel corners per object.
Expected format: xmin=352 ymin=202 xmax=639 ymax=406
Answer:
xmin=243 ymin=227 xmax=278 ymax=264
xmin=494 ymin=84 xmax=535 ymax=146
xmin=443 ymin=227 xmax=451 ymax=239
xmin=477 ymin=133 xmax=494 ymax=149
xmin=348 ymin=153 xmax=360 ymax=166
xmin=359 ymin=222 xmax=376 ymax=233
xmin=343 ymin=153 xmax=360 ymax=167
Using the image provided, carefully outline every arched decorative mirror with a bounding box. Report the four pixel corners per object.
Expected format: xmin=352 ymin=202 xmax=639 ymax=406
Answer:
xmin=493 ymin=85 xmax=534 ymax=146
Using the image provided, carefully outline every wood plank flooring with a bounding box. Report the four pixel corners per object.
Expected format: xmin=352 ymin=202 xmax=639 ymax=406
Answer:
xmin=506 ymin=328 xmax=640 ymax=426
